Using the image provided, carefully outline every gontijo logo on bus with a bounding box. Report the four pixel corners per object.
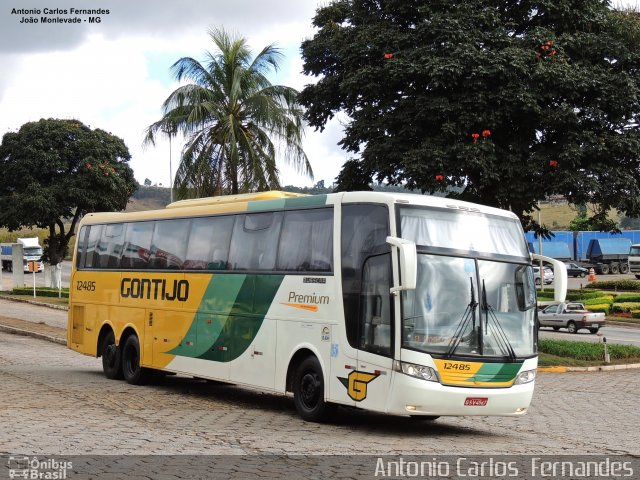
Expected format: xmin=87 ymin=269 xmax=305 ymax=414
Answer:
xmin=281 ymin=291 xmax=329 ymax=312
xmin=120 ymin=278 xmax=189 ymax=301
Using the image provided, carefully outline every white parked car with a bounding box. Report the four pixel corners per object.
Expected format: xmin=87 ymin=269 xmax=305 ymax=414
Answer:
xmin=533 ymin=266 xmax=554 ymax=285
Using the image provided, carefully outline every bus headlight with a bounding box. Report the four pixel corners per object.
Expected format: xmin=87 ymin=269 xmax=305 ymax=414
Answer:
xmin=514 ymin=369 xmax=536 ymax=385
xmin=393 ymin=360 xmax=439 ymax=382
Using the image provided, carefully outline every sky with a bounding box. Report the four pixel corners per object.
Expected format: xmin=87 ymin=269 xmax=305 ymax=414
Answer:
xmin=0 ymin=0 xmax=347 ymax=188
xmin=0 ymin=1 xmax=637 ymax=190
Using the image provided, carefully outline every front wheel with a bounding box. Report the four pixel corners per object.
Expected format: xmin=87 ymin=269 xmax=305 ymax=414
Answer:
xmin=293 ymin=356 xmax=334 ymax=422
xmin=101 ymin=331 xmax=122 ymax=380
xmin=121 ymin=335 xmax=149 ymax=385
xmin=567 ymin=321 xmax=578 ymax=334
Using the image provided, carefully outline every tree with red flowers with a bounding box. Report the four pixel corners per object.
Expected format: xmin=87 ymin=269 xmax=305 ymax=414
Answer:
xmin=0 ymin=119 xmax=137 ymax=265
xmin=300 ymin=0 xmax=640 ymax=232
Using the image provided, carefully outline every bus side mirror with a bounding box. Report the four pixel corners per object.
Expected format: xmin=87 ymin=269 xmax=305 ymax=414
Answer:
xmin=386 ymin=236 xmax=417 ymax=294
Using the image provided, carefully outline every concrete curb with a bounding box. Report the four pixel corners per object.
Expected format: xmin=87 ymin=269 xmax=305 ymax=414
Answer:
xmin=0 ymin=294 xmax=68 ymax=311
xmin=0 ymin=323 xmax=66 ymax=346
xmin=538 ymin=363 xmax=640 ymax=373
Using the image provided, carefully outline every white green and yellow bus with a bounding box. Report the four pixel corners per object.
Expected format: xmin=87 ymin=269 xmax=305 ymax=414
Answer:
xmin=68 ymin=191 xmax=567 ymax=421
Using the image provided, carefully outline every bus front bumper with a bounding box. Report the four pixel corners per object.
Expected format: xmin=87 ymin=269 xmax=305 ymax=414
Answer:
xmin=386 ymin=373 xmax=535 ymax=417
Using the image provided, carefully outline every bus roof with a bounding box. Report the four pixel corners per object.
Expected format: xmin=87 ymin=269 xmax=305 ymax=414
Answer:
xmin=79 ymin=190 xmax=520 ymax=225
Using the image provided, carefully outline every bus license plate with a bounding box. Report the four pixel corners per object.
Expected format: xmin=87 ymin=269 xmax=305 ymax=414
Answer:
xmin=464 ymin=397 xmax=488 ymax=406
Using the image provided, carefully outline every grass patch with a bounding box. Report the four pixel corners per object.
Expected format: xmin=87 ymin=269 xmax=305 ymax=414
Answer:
xmin=10 ymin=287 xmax=69 ymax=298
xmin=538 ymin=339 xmax=640 ymax=362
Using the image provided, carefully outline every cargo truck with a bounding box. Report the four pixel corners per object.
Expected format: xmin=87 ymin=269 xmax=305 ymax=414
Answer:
xmin=580 ymin=238 xmax=631 ymax=275
xmin=0 ymin=237 xmax=44 ymax=272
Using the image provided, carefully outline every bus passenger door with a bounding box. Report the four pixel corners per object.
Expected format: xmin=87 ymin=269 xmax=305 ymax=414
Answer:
xmin=354 ymin=254 xmax=393 ymax=413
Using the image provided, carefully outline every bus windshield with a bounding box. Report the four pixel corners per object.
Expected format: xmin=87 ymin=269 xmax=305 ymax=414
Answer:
xmin=401 ymin=255 xmax=536 ymax=358
xmin=399 ymin=206 xmax=536 ymax=358
xmin=399 ymin=206 xmax=529 ymax=258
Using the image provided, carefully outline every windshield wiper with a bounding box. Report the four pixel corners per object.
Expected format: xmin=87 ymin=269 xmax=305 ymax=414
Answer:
xmin=481 ymin=279 xmax=517 ymax=361
xmin=445 ymin=277 xmax=479 ymax=358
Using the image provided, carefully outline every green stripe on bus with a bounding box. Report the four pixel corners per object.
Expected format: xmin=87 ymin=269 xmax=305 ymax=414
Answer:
xmin=247 ymin=195 xmax=327 ymax=212
xmin=169 ymin=274 xmax=285 ymax=362
xmin=472 ymin=362 xmax=523 ymax=382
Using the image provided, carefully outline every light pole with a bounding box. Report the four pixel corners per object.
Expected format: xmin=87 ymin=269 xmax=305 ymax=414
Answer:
xmin=163 ymin=124 xmax=176 ymax=203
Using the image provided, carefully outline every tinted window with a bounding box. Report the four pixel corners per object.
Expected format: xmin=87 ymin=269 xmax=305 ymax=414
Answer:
xmin=277 ymin=209 xmax=333 ymax=272
xmin=228 ymin=212 xmax=283 ymax=270
xmin=184 ymin=216 xmax=235 ymax=270
xmin=121 ymin=222 xmax=154 ymax=269
xmin=97 ymin=223 xmax=125 ymax=268
xmin=83 ymin=225 xmax=103 ymax=268
xmin=149 ymin=219 xmax=189 ymax=269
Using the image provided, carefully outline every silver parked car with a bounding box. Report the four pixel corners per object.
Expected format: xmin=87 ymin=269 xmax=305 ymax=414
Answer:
xmin=533 ymin=266 xmax=554 ymax=285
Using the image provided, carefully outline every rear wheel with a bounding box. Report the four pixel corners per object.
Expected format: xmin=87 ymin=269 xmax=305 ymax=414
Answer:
xmin=552 ymin=326 xmax=560 ymax=331
xmin=636 ymin=274 xmax=640 ymax=280
xmin=599 ymin=264 xmax=610 ymax=275
xmin=610 ymin=263 xmax=620 ymax=274
xmin=121 ymin=335 xmax=149 ymax=385
xmin=535 ymin=278 xmax=541 ymax=286
xmin=293 ymin=356 xmax=334 ymax=422
xmin=567 ymin=321 xmax=578 ymax=334
xmin=580 ymin=272 xmax=586 ymax=278
xmin=101 ymin=331 xmax=122 ymax=380
xmin=589 ymin=328 xmax=600 ymax=334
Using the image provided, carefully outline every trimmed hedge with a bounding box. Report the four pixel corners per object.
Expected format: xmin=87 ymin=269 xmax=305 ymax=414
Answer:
xmin=538 ymin=339 xmax=640 ymax=361
xmin=614 ymin=294 xmax=640 ymax=303
xmin=582 ymin=296 xmax=614 ymax=306
xmin=11 ymin=287 xmax=69 ymax=298
xmin=632 ymin=311 xmax=640 ymax=319
xmin=585 ymin=280 xmax=640 ymax=291
xmin=537 ymin=290 xmax=607 ymax=301
xmin=585 ymin=304 xmax=610 ymax=314
xmin=610 ymin=302 xmax=640 ymax=313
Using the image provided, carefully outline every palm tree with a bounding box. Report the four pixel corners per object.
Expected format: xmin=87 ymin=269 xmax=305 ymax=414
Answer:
xmin=145 ymin=28 xmax=312 ymax=198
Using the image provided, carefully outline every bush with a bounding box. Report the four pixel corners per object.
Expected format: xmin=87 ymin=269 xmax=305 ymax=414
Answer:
xmin=585 ymin=304 xmax=610 ymax=314
xmin=613 ymin=294 xmax=640 ymax=303
xmin=632 ymin=310 xmax=640 ymax=319
xmin=585 ymin=280 xmax=640 ymax=291
xmin=582 ymin=296 xmax=614 ymax=306
xmin=538 ymin=339 xmax=640 ymax=361
xmin=610 ymin=302 xmax=640 ymax=313
xmin=11 ymin=287 xmax=69 ymax=298
xmin=566 ymin=290 xmax=612 ymax=300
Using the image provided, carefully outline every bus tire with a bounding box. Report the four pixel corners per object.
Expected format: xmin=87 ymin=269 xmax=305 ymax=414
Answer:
xmin=101 ymin=331 xmax=123 ymax=380
xmin=121 ymin=334 xmax=149 ymax=385
xmin=293 ymin=356 xmax=333 ymax=422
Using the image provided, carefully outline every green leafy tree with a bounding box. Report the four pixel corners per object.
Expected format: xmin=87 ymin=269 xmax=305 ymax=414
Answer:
xmin=0 ymin=118 xmax=137 ymax=265
xmin=145 ymin=28 xmax=312 ymax=199
xmin=300 ymin=0 xmax=640 ymax=233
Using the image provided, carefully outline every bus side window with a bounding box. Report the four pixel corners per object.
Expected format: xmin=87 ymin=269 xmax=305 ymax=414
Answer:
xmin=120 ymin=221 xmax=154 ymax=270
xmin=277 ymin=208 xmax=333 ymax=272
xmin=228 ymin=212 xmax=283 ymax=271
xmin=184 ymin=216 xmax=234 ymax=270
xmin=149 ymin=219 xmax=189 ymax=270
xmin=84 ymin=225 xmax=103 ymax=269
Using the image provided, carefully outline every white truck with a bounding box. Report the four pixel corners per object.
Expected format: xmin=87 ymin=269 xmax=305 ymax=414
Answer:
xmin=629 ymin=244 xmax=640 ymax=279
xmin=538 ymin=302 xmax=606 ymax=334
xmin=0 ymin=237 xmax=44 ymax=273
